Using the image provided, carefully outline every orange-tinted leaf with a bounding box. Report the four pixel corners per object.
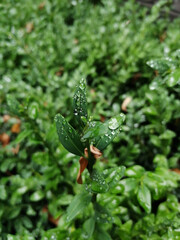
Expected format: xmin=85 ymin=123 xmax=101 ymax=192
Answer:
xmin=90 ymin=145 xmax=102 ymax=159
xmin=0 ymin=133 xmax=10 ymax=147
xmin=77 ymin=157 xmax=88 ymax=184
xmin=11 ymin=123 xmax=21 ymax=133
xmin=3 ymin=115 xmax=11 ymax=123
xmin=171 ymin=168 xmax=180 ymax=174
xmin=42 ymin=206 xmax=60 ymax=226
xmin=121 ymin=96 xmax=132 ymax=112
xmin=39 ymin=2 xmax=45 ymax=10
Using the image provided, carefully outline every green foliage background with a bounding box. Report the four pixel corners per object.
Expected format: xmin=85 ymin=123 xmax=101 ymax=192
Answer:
xmin=0 ymin=0 xmax=180 ymax=239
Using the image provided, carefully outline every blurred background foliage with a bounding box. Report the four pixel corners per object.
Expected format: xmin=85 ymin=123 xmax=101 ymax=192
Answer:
xmin=0 ymin=0 xmax=180 ymax=239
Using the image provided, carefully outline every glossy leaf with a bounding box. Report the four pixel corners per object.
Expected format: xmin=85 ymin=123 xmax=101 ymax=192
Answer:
xmin=147 ymin=59 xmax=172 ymax=74
xmin=83 ymin=217 xmax=95 ymax=239
xmin=103 ymin=166 xmax=126 ymax=188
xmin=94 ymin=203 xmax=113 ymax=223
xmin=66 ymin=192 xmax=91 ymax=222
xmin=137 ymin=185 xmax=151 ymax=213
xmin=28 ymin=102 xmax=39 ymax=119
xmin=119 ymin=178 xmax=138 ymax=196
xmin=30 ymin=191 xmax=44 ymax=202
xmin=82 ymin=121 xmax=107 ymax=140
xmin=125 ymin=165 xmax=145 ymax=178
xmin=167 ymin=69 xmax=180 ymax=87
xmin=94 ymin=113 xmax=125 ymax=150
xmin=91 ymin=169 xmax=109 ymax=193
xmin=55 ymin=113 xmax=85 ymax=156
xmin=73 ymin=78 xmax=88 ymax=128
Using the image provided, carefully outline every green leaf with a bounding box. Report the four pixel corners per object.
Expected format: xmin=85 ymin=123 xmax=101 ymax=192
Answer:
xmin=147 ymin=59 xmax=172 ymax=74
xmin=73 ymin=78 xmax=88 ymax=128
xmin=94 ymin=203 xmax=113 ymax=223
xmin=7 ymin=235 xmax=19 ymax=240
xmin=120 ymin=178 xmax=138 ymax=196
xmin=6 ymin=95 xmax=21 ymax=115
xmin=103 ymin=166 xmax=126 ymax=188
xmin=91 ymin=169 xmax=109 ymax=193
xmin=95 ymin=225 xmax=112 ymax=240
xmin=83 ymin=217 xmax=95 ymax=239
xmin=143 ymin=172 xmax=165 ymax=200
xmin=94 ymin=113 xmax=125 ymax=150
xmin=150 ymin=135 xmax=161 ymax=147
xmin=55 ymin=113 xmax=85 ymax=156
xmin=7 ymin=207 xmax=21 ymax=219
xmin=66 ymin=192 xmax=92 ymax=222
xmin=108 ymin=113 xmax=125 ymax=130
xmin=167 ymin=69 xmax=180 ymax=87
xmin=30 ymin=191 xmax=44 ymax=202
xmin=28 ymin=102 xmax=39 ymax=119
xmin=82 ymin=121 xmax=107 ymax=140
xmin=58 ymin=194 xmax=73 ymax=206
xmin=159 ymin=130 xmax=176 ymax=140
xmin=0 ymin=185 xmax=7 ymax=200
xmin=14 ymin=129 xmax=33 ymax=144
xmin=32 ymin=152 xmax=49 ymax=166
xmin=153 ymin=155 xmax=168 ymax=168
xmin=137 ymin=185 xmax=151 ymax=213
xmin=125 ymin=165 xmax=145 ymax=178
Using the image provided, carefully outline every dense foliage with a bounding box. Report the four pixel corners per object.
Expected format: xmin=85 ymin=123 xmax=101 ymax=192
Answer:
xmin=0 ymin=0 xmax=180 ymax=239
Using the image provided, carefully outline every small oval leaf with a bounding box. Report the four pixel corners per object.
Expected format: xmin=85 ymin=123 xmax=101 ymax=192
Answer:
xmin=137 ymin=184 xmax=151 ymax=213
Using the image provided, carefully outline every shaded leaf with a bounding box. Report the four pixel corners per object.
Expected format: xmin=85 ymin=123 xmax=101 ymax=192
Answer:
xmin=55 ymin=113 xmax=85 ymax=156
xmin=7 ymin=95 xmax=21 ymax=115
xmin=14 ymin=129 xmax=33 ymax=144
xmin=83 ymin=217 xmax=95 ymax=239
xmin=66 ymin=192 xmax=91 ymax=222
xmin=147 ymin=59 xmax=173 ymax=74
xmin=0 ymin=185 xmax=7 ymax=200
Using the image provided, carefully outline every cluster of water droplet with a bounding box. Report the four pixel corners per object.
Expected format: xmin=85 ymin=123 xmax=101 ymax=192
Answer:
xmin=55 ymin=114 xmax=76 ymax=142
xmin=73 ymin=86 xmax=87 ymax=118
xmin=95 ymin=212 xmax=113 ymax=224
xmin=85 ymin=183 xmax=92 ymax=193
xmin=91 ymin=171 xmax=109 ymax=192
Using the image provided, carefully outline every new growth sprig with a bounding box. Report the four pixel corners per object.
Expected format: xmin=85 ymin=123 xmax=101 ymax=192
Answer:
xmin=54 ymin=78 xmax=126 ymax=184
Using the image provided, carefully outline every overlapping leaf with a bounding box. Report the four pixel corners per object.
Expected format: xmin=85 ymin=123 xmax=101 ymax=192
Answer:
xmin=55 ymin=113 xmax=85 ymax=156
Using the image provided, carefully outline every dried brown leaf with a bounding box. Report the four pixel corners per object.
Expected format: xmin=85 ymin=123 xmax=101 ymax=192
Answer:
xmin=121 ymin=96 xmax=132 ymax=112
xmin=26 ymin=22 xmax=34 ymax=33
